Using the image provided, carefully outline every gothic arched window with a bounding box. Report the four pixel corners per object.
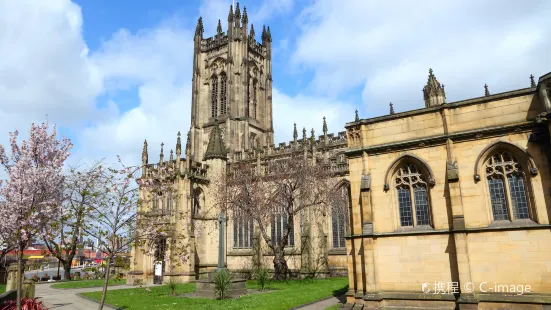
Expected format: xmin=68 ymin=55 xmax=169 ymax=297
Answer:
xmin=395 ymin=164 xmax=432 ymax=227
xmin=211 ymin=75 xmax=218 ymax=117
xmin=252 ymin=79 xmax=257 ymax=119
xmin=220 ymin=72 xmax=227 ymax=115
xmin=485 ymin=151 xmax=531 ymax=221
xmin=271 ymin=208 xmax=294 ymax=247
xmin=192 ymin=188 xmax=203 ymax=216
xmin=332 ymin=185 xmax=349 ymax=249
xmin=233 ymin=212 xmax=254 ymax=249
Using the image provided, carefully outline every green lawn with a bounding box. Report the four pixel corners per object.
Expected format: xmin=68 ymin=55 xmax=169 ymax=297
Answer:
xmin=82 ymin=277 xmax=348 ymax=310
xmin=0 ymin=284 xmax=5 ymax=293
xmin=51 ymin=279 xmax=126 ymax=289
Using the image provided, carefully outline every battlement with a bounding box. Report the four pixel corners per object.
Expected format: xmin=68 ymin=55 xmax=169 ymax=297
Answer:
xmin=201 ymin=33 xmax=229 ymax=52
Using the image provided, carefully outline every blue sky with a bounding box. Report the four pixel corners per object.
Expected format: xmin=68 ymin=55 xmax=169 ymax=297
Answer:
xmin=0 ymin=0 xmax=550 ymax=168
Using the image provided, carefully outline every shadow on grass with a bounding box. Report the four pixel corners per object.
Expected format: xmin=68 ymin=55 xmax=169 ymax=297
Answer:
xmin=333 ymin=285 xmax=348 ymax=303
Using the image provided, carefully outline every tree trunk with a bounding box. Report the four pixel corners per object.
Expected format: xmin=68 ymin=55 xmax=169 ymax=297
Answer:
xmin=17 ymin=245 xmax=23 ymax=310
xmin=272 ymin=248 xmax=288 ymax=281
xmin=98 ymin=255 xmax=112 ymax=310
xmin=63 ymin=262 xmax=72 ymax=280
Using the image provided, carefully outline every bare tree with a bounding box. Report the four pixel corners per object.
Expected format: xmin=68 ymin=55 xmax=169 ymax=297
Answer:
xmin=218 ymin=155 xmax=338 ymax=280
xmin=43 ymin=162 xmax=102 ymax=280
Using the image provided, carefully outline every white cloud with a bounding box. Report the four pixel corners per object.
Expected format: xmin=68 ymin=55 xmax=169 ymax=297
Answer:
xmin=0 ymin=0 xmax=102 ymax=134
xmin=291 ymin=0 xmax=551 ymax=118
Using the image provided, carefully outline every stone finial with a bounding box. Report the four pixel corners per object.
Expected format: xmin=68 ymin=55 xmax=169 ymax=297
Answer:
xmin=185 ymin=131 xmax=191 ymax=154
xmin=234 ymin=2 xmax=241 ymax=23
xmin=355 ymin=109 xmax=359 ymax=122
xmin=323 ymin=116 xmax=328 ymax=134
xmin=389 ymin=102 xmax=395 ymax=115
xmin=242 ymin=6 xmax=248 ymax=24
xmin=176 ymin=131 xmax=181 ymax=157
xmin=530 ymin=74 xmax=536 ymax=88
xmin=217 ymin=19 xmax=222 ymax=34
xmin=423 ymin=68 xmax=446 ymax=107
xmin=204 ymin=124 xmax=228 ymax=161
xmin=266 ymin=26 xmax=272 ymax=41
xmin=293 ymin=123 xmax=298 ymax=141
xmin=484 ymin=84 xmax=490 ymax=96
xmin=159 ymin=142 xmax=164 ymax=164
xmin=195 ymin=17 xmax=204 ymax=37
xmin=170 ymin=149 xmax=174 ymax=162
xmin=310 ymin=128 xmax=316 ymax=144
xmin=142 ymin=140 xmax=148 ymax=165
xmin=228 ymin=4 xmax=233 ymax=22
xmin=302 ymin=127 xmax=307 ymax=144
xmin=262 ymin=25 xmax=268 ymax=43
xmin=249 ymin=24 xmax=255 ymax=41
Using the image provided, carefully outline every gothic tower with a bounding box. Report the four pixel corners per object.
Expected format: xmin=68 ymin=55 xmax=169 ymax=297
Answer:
xmin=189 ymin=3 xmax=274 ymax=162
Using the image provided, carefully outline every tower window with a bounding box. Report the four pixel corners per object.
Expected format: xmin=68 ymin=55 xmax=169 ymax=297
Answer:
xmin=253 ymin=79 xmax=257 ymax=119
xmin=220 ymin=72 xmax=227 ymax=115
xmin=211 ymin=75 xmax=218 ymax=117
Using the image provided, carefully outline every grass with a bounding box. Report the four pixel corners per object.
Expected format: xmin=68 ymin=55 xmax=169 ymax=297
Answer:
xmin=0 ymin=284 xmax=5 ymax=293
xmin=51 ymin=278 xmax=126 ymax=289
xmin=82 ymin=277 xmax=348 ymax=310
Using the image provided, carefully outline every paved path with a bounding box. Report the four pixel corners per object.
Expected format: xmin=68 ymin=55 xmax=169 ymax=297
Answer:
xmin=35 ymin=283 xmax=151 ymax=310
xmin=295 ymin=295 xmax=345 ymax=310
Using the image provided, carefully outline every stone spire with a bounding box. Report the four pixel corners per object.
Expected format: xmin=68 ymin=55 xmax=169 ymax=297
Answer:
xmin=142 ymin=140 xmax=148 ymax=165
xmin=195 ymin=17 xmax=204 ymax=38
xmin=323 ymin=117 xmax=328 ymax=144
xmin=390 ymin=102 xmax=395 ymax=115
xmin=302 ymin=127 xmax=307 ymax=147
xmin=262 ymin=25 xmax=268 ymax=44
xmin=530 ymin=74 xmax=536 ymax=88
xmin=310 ymin=128 xmax=316 ymax=145
xmin=249 ymin=24 xmax=255 ymax=42
xmin=266 ymin=26 xmax=272 ymax=41
xmin=484 ymin=84 xmax=490 ymax=96
xmin=204 ymin=124 xmax=227 ymax=161
xmin=293 ymin=123 xmax=298 ymax=142
xmin=170 ymin=149 xmax=174 ymax=162
xmin=234 ymin=2 xmax=241 ymax=27
xmin=185 ymin=131 xmax=191 ymax=154
xmin=242 ymin=6 xmax=248 ymax=25
xmin=355 ymin=109 xmax=359 ymax=122
xmin=159 ymin=142 xmax=164 ymax=165
xmin=176 ymin=131 xmax=181 ymax=157
xmin=423 ymin=68 xmax=446 ymax=107
xmin=228 ymin=4 xmax=233 ymax=22
xmin=217 ymin=19 xmax=222 ymax=34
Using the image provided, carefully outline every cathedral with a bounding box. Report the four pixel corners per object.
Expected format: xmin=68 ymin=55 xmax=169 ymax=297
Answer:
xmin=129 ymin=2 xmax=551 ymax=309
xmin=129 ymin=3 xmax=349 ymax=286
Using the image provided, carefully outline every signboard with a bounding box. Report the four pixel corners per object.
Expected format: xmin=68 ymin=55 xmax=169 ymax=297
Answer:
xmin=154 ymin=262 xmax=162 ymax=276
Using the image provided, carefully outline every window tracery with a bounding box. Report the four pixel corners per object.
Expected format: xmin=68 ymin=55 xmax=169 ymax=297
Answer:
xmin=395 ymin=164 xmax=432 ymax=227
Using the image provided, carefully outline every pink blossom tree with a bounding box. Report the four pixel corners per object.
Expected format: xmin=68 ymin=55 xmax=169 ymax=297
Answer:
xmin=0 ymin=122 xmax=72 ymax=310
xmin=43 ymin=162 xmax=103 ymax=280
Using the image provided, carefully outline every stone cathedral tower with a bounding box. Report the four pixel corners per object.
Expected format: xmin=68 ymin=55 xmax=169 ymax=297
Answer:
xmin=189 ymin=3 xmax=274 ymax=162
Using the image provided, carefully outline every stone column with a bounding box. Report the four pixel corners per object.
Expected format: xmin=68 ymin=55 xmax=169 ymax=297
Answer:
xmin=218 ymin=212 xmax=226 ymax=270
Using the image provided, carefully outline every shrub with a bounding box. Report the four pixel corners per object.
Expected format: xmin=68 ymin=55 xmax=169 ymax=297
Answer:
xmin=254 ymin=268 xmax=270 ymax=291
xmin=167 ymin=277 xmax=177 ymax=296
xmin=1 ymin=298 xmax=47 ymax=310
xmin=40 ymin=275 xmax=50 ymax=282
xmin=31 ymin=275 xmax=39 ymax=282
xmin=213 ymin=269 xmax=233 ymax=299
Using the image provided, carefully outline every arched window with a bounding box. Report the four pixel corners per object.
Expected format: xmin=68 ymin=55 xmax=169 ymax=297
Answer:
xmin=211 ymin=75 xmax=218 ymax=117
xmin=271 ymin=208 xmax=294 ymax=247
xmin=220 ymin=72 xmax=227 ymax=115
xmin=192 ymin=188 xmax=203 ymax=216
xmin=233 ymin=212 xmax=254 ymax=249
xmin=252 ymin=79 xmax=257 ymax=119
xmin=332 ymin=185 xmax=349 ymax=249
xmin=395 ymin=164 xmax=432 ymax=227
xmin=485 ymin=151 xmax=531 ymax=221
